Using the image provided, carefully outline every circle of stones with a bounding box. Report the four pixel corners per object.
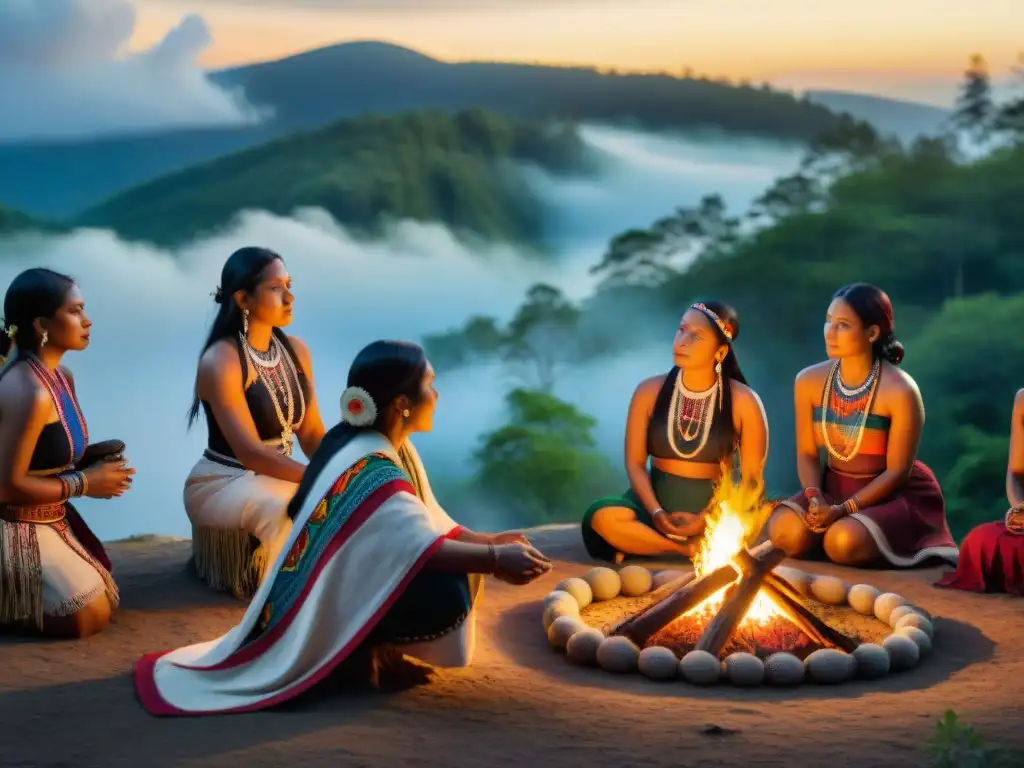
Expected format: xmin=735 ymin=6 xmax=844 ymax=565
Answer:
xmin=541 ymin=564 xmax=936 ymax=687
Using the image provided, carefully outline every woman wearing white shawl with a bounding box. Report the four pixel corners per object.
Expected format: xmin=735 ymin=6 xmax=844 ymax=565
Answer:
xmin=136 ymin=340 xmax=551 ymax=716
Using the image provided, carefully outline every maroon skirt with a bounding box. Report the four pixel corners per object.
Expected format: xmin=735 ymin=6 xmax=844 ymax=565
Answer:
xmin=935 ymin=521 xmax=1024 ymax=596
xmin=780 ymin=460 xmax=959 ymax=568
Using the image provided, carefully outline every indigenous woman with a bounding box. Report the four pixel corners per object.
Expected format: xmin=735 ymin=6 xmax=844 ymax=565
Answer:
xmin=936 ymin=389 xmax=1024 ymax=595
xmin=136 ymin=340 xmax=551 ymax=715
xmin=0 ymin=268 xmax=134 ymax=638
xmin=185 ymin=247 xmax=326 ymax=598
xmin=581 ymin=301 xmax=769 ymax=562
xmin=768 ymin=283 xmax=958 ymax=568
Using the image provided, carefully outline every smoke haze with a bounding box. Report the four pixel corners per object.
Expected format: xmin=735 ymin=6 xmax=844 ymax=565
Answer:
xmin=0 ymin=125 xmax=800 ymax=540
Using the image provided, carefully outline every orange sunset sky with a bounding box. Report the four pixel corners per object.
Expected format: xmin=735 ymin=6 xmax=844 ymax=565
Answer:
xmin=133 ymin=0 xmax=1021 ymax=105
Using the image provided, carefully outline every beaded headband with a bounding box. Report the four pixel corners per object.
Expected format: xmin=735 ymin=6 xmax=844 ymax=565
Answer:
xmin=690 ymin=303 xmax=733 ymax=341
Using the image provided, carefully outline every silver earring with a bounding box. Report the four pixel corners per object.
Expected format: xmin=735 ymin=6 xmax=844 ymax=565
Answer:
xmin=402 ymin=409 xmax=410 ymax=418
xmin=40 ymin=330 xmax=48 ymax=348
xmin=242 ymin=309 xmax=249 ymax=334
xmin=715 ymin=361 xmax=723 ymax=409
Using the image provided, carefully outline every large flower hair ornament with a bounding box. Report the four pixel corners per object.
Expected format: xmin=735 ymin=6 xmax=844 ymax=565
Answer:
xmin=340 ymin=386 xmax=377 ymax=427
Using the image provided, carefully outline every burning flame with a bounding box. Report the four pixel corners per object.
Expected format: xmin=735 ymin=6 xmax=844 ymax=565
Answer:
xmin=685 ymin=471 xmax=781 ymax=625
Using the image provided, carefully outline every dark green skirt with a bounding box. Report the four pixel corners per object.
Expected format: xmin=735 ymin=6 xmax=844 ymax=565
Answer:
xmin=371 ymin=571 xmax=473 ymax=644
xmin=580 ymin=468 xmax=716 ymax=561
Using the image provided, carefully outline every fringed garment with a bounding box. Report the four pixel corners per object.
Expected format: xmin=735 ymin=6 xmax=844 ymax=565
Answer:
xmin=183 ymin=449 xmax=296 ymax=599
xmin=0 ymin=356 xmax=118 ymax=630
xmin=936 ymin=520 xmax=1024 ymax=596
xmin=188 ymin=334 xmax=309 ymax=599
xmin=136 ymin=431 xmax=480 ymax=716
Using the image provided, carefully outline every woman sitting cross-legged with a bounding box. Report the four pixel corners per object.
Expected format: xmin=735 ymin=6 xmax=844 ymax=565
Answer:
xmin=581 ymin=301 xmax=769 ymax=563
xmin=768 ymin=283 xmax=958 ymax=568
xmin=135 ymin=340 xmax=551 ymax=715
xmin=936 ymin=388 xmax=1024 ymax=595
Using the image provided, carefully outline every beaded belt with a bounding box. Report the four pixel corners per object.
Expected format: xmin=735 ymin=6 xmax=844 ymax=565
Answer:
xmin=204 ymin=439 xmax=287 ymax=470
xmin=0 ymin=502 xmax=67 ymax=524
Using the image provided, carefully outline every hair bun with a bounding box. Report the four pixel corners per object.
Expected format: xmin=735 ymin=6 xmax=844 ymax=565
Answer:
xmin=880 ymin=334 xmax=904 ymax=365
xmin=211 ymin=287 xmax=225 ymax=304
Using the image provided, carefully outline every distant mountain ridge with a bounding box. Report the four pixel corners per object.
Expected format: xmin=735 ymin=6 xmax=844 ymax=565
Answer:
xmin=1 ymin=40 xmax=851 ymax=219
xmin=75 ymin=109 xmax=596 ymax=249
xmin=805 ymin=90 xmax=950 ymax=142
xmin=0 ymin=204 xmax=62 ymax=236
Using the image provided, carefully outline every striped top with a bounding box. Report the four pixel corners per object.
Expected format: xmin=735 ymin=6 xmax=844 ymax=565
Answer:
xmin=813 ymin=406 xmax=890 ymax=457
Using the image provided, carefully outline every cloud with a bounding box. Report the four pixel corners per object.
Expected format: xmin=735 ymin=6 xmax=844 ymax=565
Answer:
xmin=0 ymin=0 xmax=259 ymax=142
xmin=0 ymin=125 xmax=799 ymax=540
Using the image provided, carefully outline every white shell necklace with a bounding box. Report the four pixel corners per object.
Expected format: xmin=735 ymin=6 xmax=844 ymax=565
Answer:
xmin=666 ymin=369 xmax=719 ymax=460
xmin=240 ymin=332 xmax=306 ymax=456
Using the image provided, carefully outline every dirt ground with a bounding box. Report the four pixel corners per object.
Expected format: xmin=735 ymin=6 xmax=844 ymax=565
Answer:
xmin=2 ymin=524 xmax=1022 ymax=768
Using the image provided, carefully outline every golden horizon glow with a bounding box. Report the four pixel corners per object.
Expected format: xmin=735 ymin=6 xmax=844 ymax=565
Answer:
xmin=133 ymin=0 xmax=1023 ymax=104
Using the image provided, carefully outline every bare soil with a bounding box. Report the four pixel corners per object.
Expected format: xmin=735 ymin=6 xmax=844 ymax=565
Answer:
xmin=1 ymin=524 xmax=1022 ymax=768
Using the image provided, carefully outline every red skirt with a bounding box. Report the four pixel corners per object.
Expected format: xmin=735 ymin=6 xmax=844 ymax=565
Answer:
xmin=935 ymin=521 xmax=1024 ymax=596
xmin=780 ymin=460 xmax=959 ymax=568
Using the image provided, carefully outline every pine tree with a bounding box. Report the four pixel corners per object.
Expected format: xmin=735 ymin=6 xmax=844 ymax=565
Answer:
xmin=951 ymin=54 xmax=994 ymax=141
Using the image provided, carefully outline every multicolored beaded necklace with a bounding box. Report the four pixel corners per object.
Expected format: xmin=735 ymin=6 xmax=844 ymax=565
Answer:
xmin=819 ymin=358 xmax=880 ymax=462
xmin=25 ymin=354 xmax=88 ymax=469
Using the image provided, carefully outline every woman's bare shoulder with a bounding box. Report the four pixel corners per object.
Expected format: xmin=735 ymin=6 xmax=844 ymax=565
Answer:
xmin=794 ymin=360 xmax=831 ymax=392
xmin=0 ymin=365 xmax=51 ymax=415
xmin=634 ymin=373 xmax=668 ymax=401
xmin=730 ymin=379 xmax=764 ymax=411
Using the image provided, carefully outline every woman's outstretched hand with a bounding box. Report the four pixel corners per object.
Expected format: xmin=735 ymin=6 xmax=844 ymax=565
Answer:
xmin=491 ymin=530 xmax=530 ymax=546
xmin=493 ymin=543 xmax=551 ymax=585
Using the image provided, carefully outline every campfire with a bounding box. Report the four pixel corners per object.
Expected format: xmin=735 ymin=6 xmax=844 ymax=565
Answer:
xmin=608 ymin=476 xmax=860 ymax=660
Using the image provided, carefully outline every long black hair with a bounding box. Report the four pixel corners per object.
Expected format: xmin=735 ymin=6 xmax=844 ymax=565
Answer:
xmin=832 ymin=283 xmax=905 ymax=365
xmin=654 ymin=299 xmax=747 ymax=446
xmin=0 ymin=267 xmax=76 ymax=377
xmin=187 ymin=246 xmax=287 ymax=427
xmin=285 ymin=340 xmax=429 ymax=519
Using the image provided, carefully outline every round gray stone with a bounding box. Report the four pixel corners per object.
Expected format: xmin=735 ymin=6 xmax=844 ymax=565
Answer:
xmin=566 ymin=627 xmax=604 ymax=665
xmin=897 ymin=626 xmax=933 ymax=657
xmin=724 ymin=652 xmax=765 ymax=687
xmin=764 ymin=652 xmax=805 ymax=686
xmin=852 ymin=643 xmax=891 ymax=679
xmin=596 ymin=636 xmax=640 ymax=673
xmin=847 ymin=584 xmax=881 ymax=615
xmin=547 ymin=615 xmax=587 ymax=651
xmin=805 ymin=648 xmax=856 ymax=684
xmin=680 ymin=650 xmax=722 ymax=686
xmin=638 ymin=646 xmax=679 ymax=680
xmin=882 ymin=633 xmax=920 ymax=671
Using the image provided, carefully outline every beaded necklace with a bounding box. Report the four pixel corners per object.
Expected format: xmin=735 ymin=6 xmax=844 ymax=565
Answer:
xmin=25 ymin=354 xmax=88 ymax=469
xmin=240 ymin=333 xmax=306 ymax=456
xmin=819 ymin=358 xmax=880 ymax=463
xmin=666 ymin=369 xmax=719 ymax=460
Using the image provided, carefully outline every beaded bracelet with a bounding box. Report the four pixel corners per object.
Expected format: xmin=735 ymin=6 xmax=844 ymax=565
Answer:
xmin=841 ymin=496 xmax=860 ymax=516
xmin=57 ymin=470 xmax=88 ymax=499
